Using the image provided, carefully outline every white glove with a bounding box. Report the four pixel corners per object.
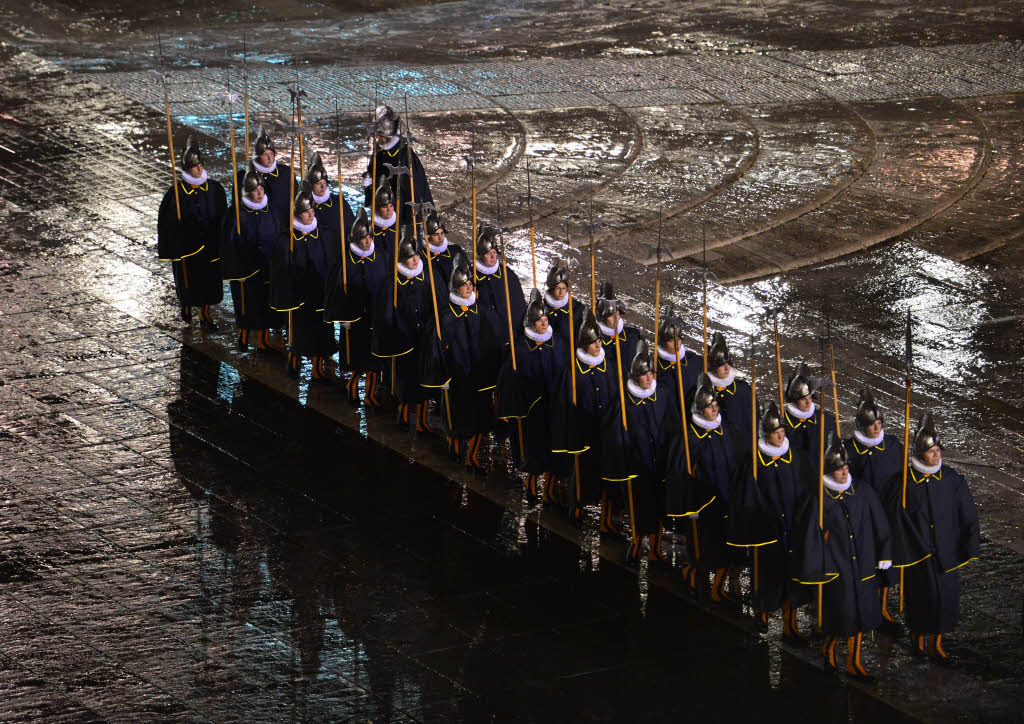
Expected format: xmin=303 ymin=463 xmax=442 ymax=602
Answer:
xmin=686 ymin=512 xmax=699 ymax=520
xmin=441 ymin=382 xmax=450 ymax=391
xmin=878 ymin=560 xmax=892 ymax=570
xmin=340 ymin=322 xmax=353 ymax=329
xmin=362 ymin=175 xmax=373 ymax=188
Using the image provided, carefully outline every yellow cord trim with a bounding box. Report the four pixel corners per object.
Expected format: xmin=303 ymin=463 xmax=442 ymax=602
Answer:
xmin=602 ymin=475 xmax=637 ymax=482
xmin=224 ymin=268 xmax=261 ymax=282
xmin=892 ymin=552 xmax=932 ymax=569
xmin=421 ymin=379 xmax=452 ymax=389
xmin=793 ymin=573 xmax=840 ymax=585
xmin=666 ymin=494 xmax=717 ymax=519
xmin=945 ymin=557 xmax=978 ymax=573
xmin=727 ymin=538 xmax=779 ymax=548
xmin=552 ymin=446 xmax=591 ymax=454
xmin=372 ymin=346 xmax=415 ymax=359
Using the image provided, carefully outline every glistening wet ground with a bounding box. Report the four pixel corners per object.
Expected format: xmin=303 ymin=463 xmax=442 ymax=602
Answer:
xmin=1 ymin=1 xmax=1023 ymax=721
xmin=1 ymin=343 xmax=916 ymax=722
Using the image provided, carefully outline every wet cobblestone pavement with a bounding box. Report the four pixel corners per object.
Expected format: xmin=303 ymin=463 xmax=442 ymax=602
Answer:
xmin=1 ymin=1 xmax=1023 ymax=721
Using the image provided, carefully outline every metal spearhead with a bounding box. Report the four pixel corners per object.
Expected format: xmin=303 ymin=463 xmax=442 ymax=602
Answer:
xmin=383 ymin=162 xmax=409 ymax=178
xmin=288 ymin=87 xmax=308 ymax=104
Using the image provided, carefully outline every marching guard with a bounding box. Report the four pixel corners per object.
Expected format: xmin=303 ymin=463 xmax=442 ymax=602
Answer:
xmin=794 ymin=433 xmax=893 ymax=679
xmin=543 ymin=261 xmax=586 ymax=344
xmin=706 ymin=331 xmax=754 ymax=444
xmin=423 ymin=209 xmax=463 ymax=301
xmin=157 ymin=135 xmax=225 ymax=329
xmin=845 ymin=388 xmax=905 ymax=630
xmin=601 ymin=339 xmax=670 ymax=564
xmin=221 ymin=160 xmax=280 ymax=351
xmin=784 ymin=362 xmax=838 ymax=475
xmin=421 ymin=252 xmax=502 ymax=469
xmin=728 ymin=401 xmax=811 ymax=638
xmin=886 ymin=412 xmax=980 ymax=662
xmin=306 ymin=151 xmax=356 ymax=243
xmin=364 ymin=105 xmax=432 ymax=228
xmin=370 ymin=175 xmax=399 ymax=257
xmin=243 ymin=125 xmax=294 ymax=225
xmin=654 ymin=307 xmax=702 ymax=420
xmin=665 ymin=374 xmax=741 ymax=600
xmin=474 ymin=225 xmax=526 ymax=354
xmin=552 ymin=311 xmax=620 ymax=529
xmin=325 ymin=208 xmax=389 ymax=403
xmin=372 ymin=227 xmax=433 ymax=431
xmin=595 ymin=282 xmax=641 ymax=373
xmin=285 ymin=184 xmax=338 ymax=381
xmin=496 ymin=289 xmax=568 ymax=502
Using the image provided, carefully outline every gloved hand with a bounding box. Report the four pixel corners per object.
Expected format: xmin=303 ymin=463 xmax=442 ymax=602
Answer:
xmin=441 ymin=381 xmax=450 ymax=391
xmin=686 ymin=512 xmax=699 ymax=520
xmin=341 ymin=322 xmax=353 ymax=329
xmin=878 ymin=560 xmax=892 ymax=570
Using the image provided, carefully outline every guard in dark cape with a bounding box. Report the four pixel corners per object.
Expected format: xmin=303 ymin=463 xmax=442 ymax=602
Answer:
xmin=221 ymin=160 xmax=281 ymax=351
xmin=363 ymin=105 xmax=432 ymax=228
xmin=371 ymin=226 xmax=433 ymax=432
xmin=474 ymin=225 xmax=526 ymax=354
xmin=496 ymin=289 xmax=569 ymax=502
xmin=784 ymin=362 xmax=838 ymax=476
xmin=706 ymin=331 xmax=754 ymax=445
xmin=324 ymin=208 xmax=389 ymax=405
xmin=595 ymin=283 xmax=641 ymax=373
xmin=286 ymin=184 xmax=338 ymax=382
xmin=793 ymin=433 xmax=893 ymax=679
xmin=552 ymin=311 xmax=620 ymax=529
xmin=727 ymin=401 xmax=812 ymax=639
xmin=240 ymin=125 xmax=294 ymax=225
xmin=157 ymin=135 xmax=225 ymax=329
xmin=654 ymin=307 xmax=702 ymax=420
xmin=306 ymin=151 xmax=356 ymax=242
xmin=600 ymin=339 xmax=670 ymax=564
xmin=543 ymin=260 xmax=586 ymax=344
xmin=370 ymin=173 xmax=399 ymax=258
xmin=845 ymin=388 xmax=905 ymax=630
xmin=420 ymin=252 xmax=502 ymax=469
xmin=885 ymin=412 xmax=979 ymax=663
xmin=665 ymin=374 xmax=741 ymax=600
xmin=423 ymin=209 xmax=463 ymax=302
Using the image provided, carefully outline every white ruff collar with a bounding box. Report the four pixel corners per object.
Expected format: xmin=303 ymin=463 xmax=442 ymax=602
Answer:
xmin=476 ymin=259 xmax=499 ymax=275
xmin=691 ymin=412 xmax=722 ymax=430
xmin=294 ymin=217 xmax=317 ymax=234
xmin=374 ymin=211 xmax=396 ymax=229
xmin=429 ymin=237 xmax=449 ymax=254
xmin=398 ymin=257 xmax=423 ymax=278
xmin=854 ymin=429 xmax=885 ymax=447
xmin=182 ymin=168 xmax=208 ymax=186
xmin=242 ymin=195 xmax=267 ymax=211
xmin=544 ymin=291 xmax=568 ymax=309
xmin=450 ymin=291 xmax=476 ymax=307
xmin=577 ymin=347 xmax=605 ymax=366
xmin=911 ymin=456 xmax=942 ymax=475
xmin=524 ymin=326 xmax=553 ymax=343
xmin=657 ymin=346 xmax=685 ymax=363
xmin=253 ymin=159 xmax=276 ymax=174
xmin=350 ymin=240 xmax=375 ymax=258
xmin=627 ymin=379 xmax=656 ymax=398
xmin=824 ymin=473 xmax=852 ymax=493
xmin=598 ymin=318 xmax=624 ymax=337
xmin=380 ymin=134 xmax=401 ymax=151
xmin=708 ymin=369 xmax=735 ymax=388
xmin=313 ymin=189 xmax=331 ymax=204
xmin=785 ymin=402 xmax=817 ymax=420
xmin=758 ymin=437 xmax=790 ymax=458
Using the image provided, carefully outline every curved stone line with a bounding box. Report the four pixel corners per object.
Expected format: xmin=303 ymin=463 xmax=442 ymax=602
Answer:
xmin=433 ymin=84 xmax=529 ymax=214
xmin=494 ymin=92 xmax=644 ymax=231
xmin=582 ymin=101 xmax=762 ymax=251
xmin=658 ymin=100 xmax=878 ymax=265
xmin=719 ymin=96 xmax=994 ymax=285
